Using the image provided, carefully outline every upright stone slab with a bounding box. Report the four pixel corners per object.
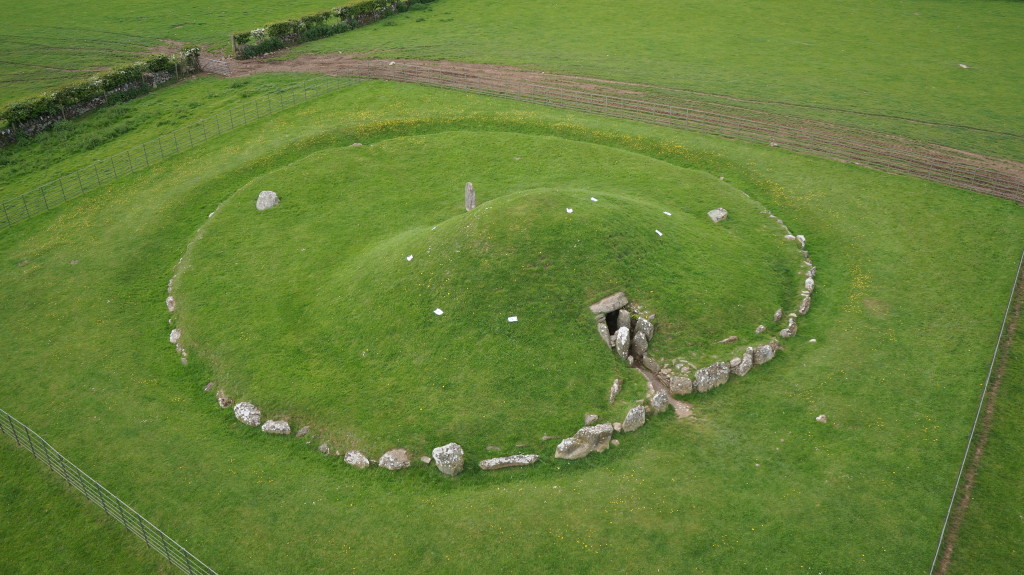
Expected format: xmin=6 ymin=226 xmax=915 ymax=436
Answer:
xmin=432 ymin=443 xmax=465 ymax=477
xmin=630 ymin=331 xmax=649 ymax=358
xmin=753 ymin=339 xmax=779 ymax=365
xmin=634 ymin=317 xmax=654 ymax=341
xmin=622 ymin=405 xmax=646 ymax=432
xmin=465 ymin=182 xmax=476 ymax=211
xmin=596 ymin=319 xmax=612 ymax=347
xmin=694 ymin=362 xmax=730 ymax=392
xmin=731 ymin=347 xmax=755 ymax=376
xmin=613 ymin=326 xmax=631 ymax=360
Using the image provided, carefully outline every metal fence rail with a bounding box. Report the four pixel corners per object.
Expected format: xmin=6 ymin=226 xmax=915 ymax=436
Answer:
xmin=366 ymin=61 xmax=1024 ymax=204
xmin=0 ymin=407 xmax=218 ymax=575
xmin=0 ymin=75 xmax=362 ymax=231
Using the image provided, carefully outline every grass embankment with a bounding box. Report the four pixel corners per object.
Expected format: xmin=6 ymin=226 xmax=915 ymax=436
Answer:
xmin=176 ymin=131 xmax=804 ymax=454
xmin=299 ymin=0 xmax=1024 ymax=159
xmin=1 ymin=79 xmax=1023 ymax=573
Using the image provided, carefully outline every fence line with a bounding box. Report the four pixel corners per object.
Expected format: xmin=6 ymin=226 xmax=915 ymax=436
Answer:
xmin=0 ymin=75 xmax=362 ymax=231
xmin=0 ymin=407 xmax=219 ymax=575
xmin=362 ymin=61 xmax=1024 ymax=204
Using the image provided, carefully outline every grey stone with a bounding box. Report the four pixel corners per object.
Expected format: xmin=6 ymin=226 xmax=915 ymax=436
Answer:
xmin=216 ymin=389 xmax=233 ymax=408
xmin=731 ymin=347 xmax=755 ymax=376
xmin=420 ymin=456 xmax=432 ymax=464
xmin=609 ymin=379 xmax=623 ymax=404
xmin=815 ymin=414 xmax=828 ymax=423
xmin=203 ymin=381 xmax=216 ymax=392
xmin=233 ymin=402 xmax=261 ymax=426
xmin=465 ymin=182 xmax=476 ymax=211
xmin=596 ymin=320 xmax=612 ymax=348
xmin=707 ymin=207 xmax=729 ymax=223
xmin=479 ymin=454 xmax=539 ymax=470
xmin=753 ymin=339 xmax=780 ymax=365
xmin=169 ymin=329 xmax=181 ymax=344
xmin=344 ymin=450 xmax=370 ymax=468
xmin=611 ymin=439 xmax=620 ymax=446
xmin=641 ymin=355 xmax=660 ymax=372
xmin=694 ymin=362 xmax=730 ymax=392
xmin=634 ymin=317 xmax=654 ymax=342
xmin=589 ymin=292 xmax=629 ymax=314
xmin=716 ymin=335 xmax=738 ymax=344
xmin=780 ymin=317 xmax=798 ymax=338
xmin=805 ymin=277 xmax=815 ymax=294
xmin=613 ymin=326 xmax=631 ymax=360
xmin=669 ymin=375 xmax=694 ymax=395
xmin=261 ymin=420 xmax=291 ymax=435
xmin=617 ymin=309 xmax=632 ymax=332
xmin=319 ymin=443 xmax=331 ymax=455
xmin=650 ymin=390 xmax=669 ymax=413
xmin=486 ymin=445 xmax=501 ymax=451
xmin=807 ymin=266 xmax=817 ymax=278
xmin=379 ymin=449 xmax=411 ymax=471
xmin=256 ymin=190 xmax=280 ymax=211
xmin=773 ymin=308 xmax=784 ymax=322
xmin=431 ymin=443 xmax=465 ymax=477
xmin=799 ymin=295 xmax=811 ymax=316
xmin=554 ymin=424 xmax=614 ymax=460
xmin=295 ymin=426 xmax=310 ymax=438
xmin=622 ymin=405 xmax=646 ymax=432
xmin=613 ymin=422 xmax=623 ymax=432
xmin=166 ymin=296 xmax=175 ymax=312
xmin=630 ymin=331 xmax=649 ymax=358
xmin=755 ymin=324 xmax=767 ymax=334
xmin=584 ymin=414 xmax=599 ymax=426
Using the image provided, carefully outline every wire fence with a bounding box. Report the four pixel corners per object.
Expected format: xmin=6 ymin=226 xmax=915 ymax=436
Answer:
xmin=362 ymin=61 xmax=1024 ymax=204
xmin=0 ymin=407 xmax=219 ymax=575
xmin=0 ymin=74 xmax=362 ymax=231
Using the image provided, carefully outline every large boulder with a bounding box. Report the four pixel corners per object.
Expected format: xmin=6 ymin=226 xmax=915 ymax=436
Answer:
xmin=694 ymin=362 xmax=730 ymax=392
xmin=630 ymin=331 xmax=649 ymax=358
xmin=554 ymin=424 xmax=614 ymax=460
xmin=379 ymin=449 xmax=410 ymax=470
xmin=622 ymin=405 xmax=646 ymax=432
xmin=669 ymin=375 xmax=694 ymax=395
xmin=634 ymin=317 xmax=654 ymax=341
xmin=479 ymin=454 xmax=539 ymax=470
xmin=753 ymin=339 xmax=780 ymax=365
xmin=261 ymin=420 xmax=291 ymax=435
xmin=589 ymin=292 xmax=629 ymax=314
xmin=256 ymin=190 xmax=280 ymax=211
xmin=649 ymin=390 xmax=669 ymax=413
xmin=613 ymin=326 xmax=631 ymax=360
xmin=344 ymin=450 xmax=370 ymax=469
xmin=431 ymin=443 xmax=465 ymax=477
xmin=233 ymin=402 xmax=261 ymax=426
xmin=730 ymin=347 xmax=755 ymax=376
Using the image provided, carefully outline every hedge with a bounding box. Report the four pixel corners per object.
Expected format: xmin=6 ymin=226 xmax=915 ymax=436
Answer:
xmin=231 ymin=0 xmax=436 ymax=59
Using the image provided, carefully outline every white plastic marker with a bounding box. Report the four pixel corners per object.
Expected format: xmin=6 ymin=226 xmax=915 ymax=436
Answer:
xmin=508 ymin=316 xmax=518 ymax=322
xmin=566 ymin=208 xmax=573 ymax=213
xmin=406 ymin=255 xmax=414 ymax=261
xmin=663 ymin=211 xmax=672 ymax=216
xmin=655 ymin=230 xmax=663 ymax=236
xmin=590 ymin=197 xmax=598 ymax=202
xmin=434 ymin=308 xmax=444 ymax=316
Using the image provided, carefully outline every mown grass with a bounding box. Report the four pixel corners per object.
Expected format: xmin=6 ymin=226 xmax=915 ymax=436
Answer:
xmin=299 ymin=0 xmax=1024 ymax=159
xmin=1 ymin=79 xmax=1022 ymax=573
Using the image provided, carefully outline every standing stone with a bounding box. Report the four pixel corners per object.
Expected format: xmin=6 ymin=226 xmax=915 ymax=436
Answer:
xmin=479 ymin=454 xmax=539 ymax=470
xmin=622 ymin=405 xmax=646 ymax=432
xmin=731 ymin=347 xmax=755 ymax=376
xmin=613 ymin=326 xmax=631 ymax=360
xmin=634 ymin=317 xmax=654 ymax=342
xmin=344 ymin=450 xmax=370 ymax=469
xmin=779 ymin=317 xmax=798 ymax=338
xmin=753 ymin=339 xmax=779 ymax=365
xmin=431 ymin=443 xmax=465 ymax=477
xmin=233 ymin=402 xmax=261 ymax=426
xmin=465 ymin=182 xmax=476 ymax=211
xmin=169 ymin=329 xmax=181 ymax=344
xmin=609 ymin=379 xmax=623 ymax=404
xmin=755 ymin=324 xmax=767 ymax=334
xmin=589 ymin=292 xmax=629 ymax=314
xmin=617 ymin=309 xmax=632 ymax=332
xmin=630 ymin=331 xmax=649 ymax=358
xmin=166 ymin=296 xmax=176 ymax=312
xmin=596 ymin=320 xmax=612 ymax=348
xmin=554 ymin=424 xmax=614 ymax=460
xmin=807 ymin=266 xmax=817 ymax=278
xmin=799 ymin=295 xmax=812 ymax=315
xmin=379 ymin=449 xmax=411 ymax=470
xmin=216 ymin=389 xmax=233 ymax=408
xmin=694 ymin=362 xmax=730 ymax=392
xmin=261 ymin=420 xmax=291 ymax=435
xmin=319 ymin=443 xmax=331 ymax=455
xmin=805 ymin=277 xmax=815 ymax=294
xmin=707 ymin=207 xmax=729 ymax=222
xmin=773 ymin=308 xmax=784 ymax=322
xmin=669 ymin=375 xmax=694 ymax=395
xmin=256 ymin=190 xmax=280 ymax=211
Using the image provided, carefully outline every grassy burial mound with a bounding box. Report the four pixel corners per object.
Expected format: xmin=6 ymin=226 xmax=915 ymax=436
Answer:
xmin=172 ymin=131 xmax=807 ymax=456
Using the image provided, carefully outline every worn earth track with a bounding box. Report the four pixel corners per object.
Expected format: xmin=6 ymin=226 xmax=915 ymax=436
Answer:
xmin=221 ymin=53 xmax=1024 ymax=204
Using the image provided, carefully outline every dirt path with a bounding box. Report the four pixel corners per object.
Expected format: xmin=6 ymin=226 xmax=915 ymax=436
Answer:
xmin=212 ymin=52 xmax=1024 ymax=204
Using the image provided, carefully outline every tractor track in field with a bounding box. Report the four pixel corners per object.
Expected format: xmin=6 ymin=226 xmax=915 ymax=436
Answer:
xmin=221 ymin=53 xmax=1024 ymax=205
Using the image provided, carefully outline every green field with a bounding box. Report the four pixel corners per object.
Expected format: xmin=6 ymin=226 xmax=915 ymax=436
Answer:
xmin=1 ymin=1 xmax=1023 ymax=573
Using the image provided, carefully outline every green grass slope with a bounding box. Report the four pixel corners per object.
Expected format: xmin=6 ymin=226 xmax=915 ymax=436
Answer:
xmin=0 ymin=80 xmax=1022 ymax=572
